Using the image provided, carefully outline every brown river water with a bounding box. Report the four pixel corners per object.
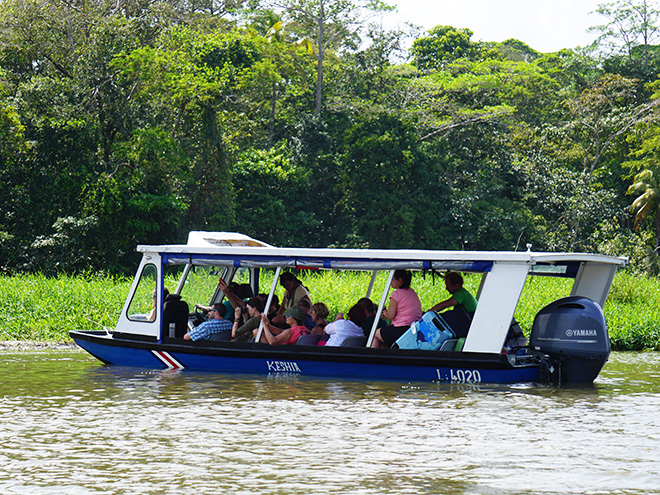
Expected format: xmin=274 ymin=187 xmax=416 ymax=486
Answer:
xmin=0 ymin=348 xmax=659 ymax=494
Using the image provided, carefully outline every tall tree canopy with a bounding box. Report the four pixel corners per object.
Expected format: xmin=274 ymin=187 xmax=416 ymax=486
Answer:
xmin=1 ymin=0 xmax=660 ymax=274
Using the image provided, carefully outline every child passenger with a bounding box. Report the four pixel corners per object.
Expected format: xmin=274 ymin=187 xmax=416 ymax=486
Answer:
xmin=310 ymin=302 xmax=330 ymax=335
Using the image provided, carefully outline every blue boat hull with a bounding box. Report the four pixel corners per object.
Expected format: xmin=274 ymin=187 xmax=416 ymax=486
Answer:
xmin=71 ymin=330 xmax=540 ymax=384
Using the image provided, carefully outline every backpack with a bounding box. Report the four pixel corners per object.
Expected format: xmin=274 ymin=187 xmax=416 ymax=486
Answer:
xmin=395 ymin=311 xmax=456 ymax=350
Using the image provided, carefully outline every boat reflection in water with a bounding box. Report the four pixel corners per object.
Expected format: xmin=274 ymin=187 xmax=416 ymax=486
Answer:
xmin=71 ymin=231 xmax=627 ymax=384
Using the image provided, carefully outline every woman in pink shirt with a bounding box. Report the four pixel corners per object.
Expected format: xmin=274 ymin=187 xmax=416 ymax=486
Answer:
xmin=371 ymin=270 xmax=422 ymax=348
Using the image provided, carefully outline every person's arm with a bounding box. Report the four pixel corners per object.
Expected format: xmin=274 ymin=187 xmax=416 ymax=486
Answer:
xmin=324 ymin=321 xmax=336 ymax=335
xmin=430 ymin=297 xmax=458 ymax=313
xmin=259 ymin=314 xmax=292 ymax=345
xmin=382 ymin=297 xmax=398 ymax=320
xmin=269 ymin=328 xmax=292 ymax=345
xmin=218 ymin=278 xmax=246 ymax=309
xmin=231 ymin=306 xmax=242 ymax=338
xmin=183 ymin=332 xmax=192 ymax=340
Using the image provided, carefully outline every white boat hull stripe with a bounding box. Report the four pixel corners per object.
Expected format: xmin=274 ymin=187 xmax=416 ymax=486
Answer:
xmin=151 ymin=350 xmax=185 ymax=369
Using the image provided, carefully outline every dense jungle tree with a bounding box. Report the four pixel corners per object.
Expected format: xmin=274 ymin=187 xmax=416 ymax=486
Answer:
xmin=231 ymin=146 xmax=319 ymax=246
xmin=592 ymin=0 xmax=660 ymax=79
xmin=267 ymin=0 xmax=393 ymax=114
xmin=564 ymin=73 xmax=657 ymax=175
xmin=337 ymin=113 xmax=451 ymax=248
xmin=410 ymin=25 xmax=488 ymax=71
xmin=1 ymin=0 xmax=660 ymax=274
xmin=629 ymin=166 xmax=660 ymax=245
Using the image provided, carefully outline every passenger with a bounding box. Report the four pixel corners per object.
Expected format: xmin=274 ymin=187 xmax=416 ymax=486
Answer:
xmin=216 ymin=278 xmax=247 ymax=310
xmin=357 ymin=297 xmax=387 ymax=338
xmin=277 ymin=272 xmax=311 ymax=313
xmin=271 ymin=273 xmax=311 ymax=327
xmin=429 ymin=271 xmax=477 ymax=338
xmin=371 ymin=269 xmax=422 ymax=348
xmin=147 ymin=287 xmax=169 ymax=322
xmin=297 ymin=298 xmax=316 ymax=332
xmin=193 ymin=280 xmax=240 ymax=321
xmin=217 ymin=279 xmax=254 ymax=320
xmin=261 ymin=293 xmax=280 ymax=321
xmin=309 ymin=302 xmax=330 ymax=335
xmin=257 ymin=307 xmax=308 ymax=345
xmin=323 ymin=304 xmax=367 ymax=347
xmin=231 ymin=297 xmax=264 ymax=342
xmin=183 ymin=303 xmax=232 ymax=341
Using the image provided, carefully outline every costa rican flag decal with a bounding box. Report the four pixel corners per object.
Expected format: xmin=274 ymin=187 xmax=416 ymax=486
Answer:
xmin=151 ymin=350 xmax=185 ymax=370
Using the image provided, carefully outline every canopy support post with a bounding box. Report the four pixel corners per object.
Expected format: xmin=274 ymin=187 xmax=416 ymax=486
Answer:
xmin=366 ymin=270 xmax=395 ymax=348
xmin=366 ymin=271 xmax=378 ymax=298
xmin=255 ymin=266 xmax=282 ymax=343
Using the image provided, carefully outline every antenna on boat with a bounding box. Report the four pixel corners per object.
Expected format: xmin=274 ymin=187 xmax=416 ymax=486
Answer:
xmin=526 ymin=243 xmax=532 ymax=253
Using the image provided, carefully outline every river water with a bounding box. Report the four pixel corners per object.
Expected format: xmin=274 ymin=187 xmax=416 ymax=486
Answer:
xmin=0 ymin=348 xmax=659 ymax=495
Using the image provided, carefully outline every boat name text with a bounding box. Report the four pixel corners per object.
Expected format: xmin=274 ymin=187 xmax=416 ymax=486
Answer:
xmin=267 ymin=361 xmax=302 ymax=373
xmin=565 ymin=329 xmax=598 ymax=337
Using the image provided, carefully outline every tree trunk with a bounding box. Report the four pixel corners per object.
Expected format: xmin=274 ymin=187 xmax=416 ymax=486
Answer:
xmin=268 ymin=82 xmax=277 ymax=149
xmin=315 ymin=0 xmax=324 ymax=115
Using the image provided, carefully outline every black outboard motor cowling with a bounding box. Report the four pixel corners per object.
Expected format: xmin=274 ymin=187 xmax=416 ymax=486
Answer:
xmin=529 ymin=296 xmax=610 ymax=384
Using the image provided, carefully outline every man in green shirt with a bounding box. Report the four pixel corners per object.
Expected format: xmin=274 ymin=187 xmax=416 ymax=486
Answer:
xmin=430 ymin=271 xmax=477 ymax=315
xmin=429 ymin=271 xmax=477 ymax=338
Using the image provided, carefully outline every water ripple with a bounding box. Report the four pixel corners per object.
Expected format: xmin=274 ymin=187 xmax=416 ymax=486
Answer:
xmin=0 ymin=350 xmax=659 ymax=494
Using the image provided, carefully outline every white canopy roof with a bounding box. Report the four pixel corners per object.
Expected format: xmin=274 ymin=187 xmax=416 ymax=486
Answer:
xmin=137 ymin=232 xmax=627 ymax=274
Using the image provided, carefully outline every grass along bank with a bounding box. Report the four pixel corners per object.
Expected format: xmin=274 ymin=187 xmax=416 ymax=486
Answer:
xmin=0 ymin=271 xmax=658 ymax=350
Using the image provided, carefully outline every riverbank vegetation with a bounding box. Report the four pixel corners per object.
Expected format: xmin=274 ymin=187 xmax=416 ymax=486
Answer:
xmin=2 ymin=1 xmax=660 ymax=277
xmin=1 ymin=271 xmax=659 ymax=351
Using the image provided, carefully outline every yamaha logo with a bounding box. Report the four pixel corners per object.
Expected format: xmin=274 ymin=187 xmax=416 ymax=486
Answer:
xmin=566 ymin=329 xmax=598 ymax=337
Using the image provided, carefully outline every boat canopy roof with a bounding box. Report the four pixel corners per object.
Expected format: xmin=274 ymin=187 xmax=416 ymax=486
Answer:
xmin=138 ymin=232 xmax=627 ymax=276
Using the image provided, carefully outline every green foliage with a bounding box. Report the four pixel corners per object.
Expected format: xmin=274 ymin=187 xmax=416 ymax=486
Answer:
xmin=0 ymin=101 xmax=29 ymax=269
xmin=231 ymin=146 xmax=319 ymax=246
xmin=521 ymin=159 xmax=620 ymax=251
xmin=338 ymin=113 xmax=447 ymax=248
xmin=591 ymin=0 xmax=660 ymax=82
xmin=274 ymin=0 xmax=391 ymax=114
xmin=411 ymin=25 xmax=486 ymax=71
xmin=594 ymin=217 xmax=659 ymax=274
xmin=80 ymin=176 xmax=188 ymax=273
xmin=561 ymin=73 xmax=652 ymax=174
xmin=605 ymin=270 xmax=660 ymax=350
xmin=289 ymin=114 xmax=341 ymax=245
xmin=0 ymin=273 xmax=131 ymax=342
xmin=628 ymin=167 xmax=660 ymax=229
xmin=534 ymin=48 xmax=603 ymax=93
xmin=0 ymin=0 xmax=660 ymax=282
xmin=493 ymin=39 xmax=540 ymax=62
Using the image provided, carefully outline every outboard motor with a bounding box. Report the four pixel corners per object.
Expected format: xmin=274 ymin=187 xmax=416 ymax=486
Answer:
xmin=529 ymin=296 xmax=610 ymax=384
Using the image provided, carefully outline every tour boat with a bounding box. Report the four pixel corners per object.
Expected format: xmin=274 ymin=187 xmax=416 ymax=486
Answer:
xmin=70 ymin=232 xmax=627 ymax=384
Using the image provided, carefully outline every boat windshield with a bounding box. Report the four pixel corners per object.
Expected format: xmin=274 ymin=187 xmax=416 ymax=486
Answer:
xmin=176 ymin=266 xmax=252 ymax=307
xmin=127 ymin=263 xmax=158 ymax=322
